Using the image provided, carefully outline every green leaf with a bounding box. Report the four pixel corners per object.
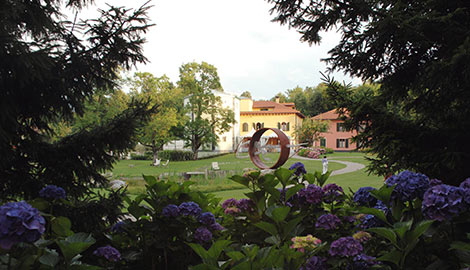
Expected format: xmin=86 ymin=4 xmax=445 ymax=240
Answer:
xmin=57 ymin=233 xmax=95 ymax=262
xmin=450 ymin=241 xmax=470 ymax=251
xmin=283 ymin=216 xmax=303 ymax=238
xmin=357 ymin=207 xmax=389 ymax=225
xmin=69 ymin=264 xmax=102 ymax=270
xmin=142 ymin=174 xmax=158 ymax=186
xmin=367 ymin=227 xmax=398 ymax=246
xmin=29 ymin=198 xmax=50 ymax=211
xmin=408 ymin=220 xmax=433 ymax=244
xmin=39 ymin=251 xmax=60 ymax=267
xmin=285 ymin=185 xmax=303 ymax=201
xmin=271 ymin=206 xmax=290 ymax=223
xmin=230 ymin=175 xmax=250 ymax=188
xmin=189 ymin=264 xmax=220 ymax=270
xmin=226 ymin=251 xmax=245 ymax=261
xmin=51 ymin=216 xmax=73 ymax=237
xmin=370 ymin=185 xmax=394 ymax=205
xmin=207 ymin=240 xmax=231 ymax=259
xmin=394 ymin=220 xmax=413 ymax=240
xmin=274 ymin=168 xmax=293 ymax=186
xmin=255 ymin=221 xmax=278 ymax=236
xmin=303 ymin=173 xmax=316 ymax=185
xmin=187 ymin=243 xmax=209 ymax=261
xmin=377 ymin=250 xmax=402 ymax=266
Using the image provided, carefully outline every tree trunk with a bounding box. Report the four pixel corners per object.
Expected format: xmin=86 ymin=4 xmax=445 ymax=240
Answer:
xmin=152 ymin=144 xmax=159 ymax=166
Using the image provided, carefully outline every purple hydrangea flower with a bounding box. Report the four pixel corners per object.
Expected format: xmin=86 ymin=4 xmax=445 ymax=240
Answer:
xmin=289 ymin=162 xmax=307 ymax=176
xmin=459 ymin=178 xmax=470 ymax=190
xmin=0 ymin=201 xmax=46 ymax=250
xmin=422 ymin=184 xmax=467 ymax=221
xmin=39 ymin=185 xmax=66 ymax=199
xmin=343 ymin=216 xmax=357 ymax=224
xmin=360 ymin=201 xmax=388 ymax=229
xmin=194 ymin=227 xmax=212 ymax=243
xmin=353 ymin=187 xmax=377 ymax=207
xmin=348 ymin=254 xmax=377 ymax=270
xmin=178 ymin=202 xmax=202 ymax=217
xmin=316 ymin=214 xmax=341 ymax=230
xmin=329 ymin=237 xmax=363 ymax=257
xmin=221 ymin=198 xmax=238 ymax=209
xmin=430 ymin=179 xmax=443 ymax=186
xmin=322 ymin=183 xmax=344 ymax=203
xmin=209 ymin=222 xmax=224 ymax=231
xmin=237 ymin=199 xmax=255 ymax=212
xmin=162 ymin=204 xmax=180 ymax=218
xmin=386 ymin=170 xmax=430 ymax=202
xmin=300 ymin=256 xmax=328 ymax=270
xmin=298 ymin=184 xmax=324 ymax=205
xmin=198 ymin=212 xmax=216 ymax=226
xmin=93 ymin=245 xmax=121 ymax=262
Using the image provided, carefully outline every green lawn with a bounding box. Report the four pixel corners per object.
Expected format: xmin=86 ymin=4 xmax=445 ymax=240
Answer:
xmin=109 ymin=151 xmax=383 ymax=200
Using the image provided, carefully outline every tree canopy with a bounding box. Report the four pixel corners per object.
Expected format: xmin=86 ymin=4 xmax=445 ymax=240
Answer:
xmin=177 ymin=62 xmax=235 ymax=160
xmin=268 ymin=0 xmax=470 ymax=184
xmin=0 ymin=0 xmax=154 ymax=199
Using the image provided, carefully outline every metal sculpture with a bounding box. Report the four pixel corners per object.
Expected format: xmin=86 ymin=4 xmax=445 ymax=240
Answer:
xmin=248 ymin=128 xmax=290 ymax=169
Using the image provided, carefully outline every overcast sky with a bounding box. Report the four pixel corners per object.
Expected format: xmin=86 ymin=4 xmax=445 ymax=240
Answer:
xmin=87 ymin=0 xmax=361 ymax=100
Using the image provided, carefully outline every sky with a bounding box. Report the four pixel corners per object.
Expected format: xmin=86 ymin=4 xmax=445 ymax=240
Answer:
xmin=84 ymin=0 xmax=361 ymax=100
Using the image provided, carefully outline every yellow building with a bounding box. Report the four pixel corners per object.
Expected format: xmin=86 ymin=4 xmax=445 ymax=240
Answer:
xmin=239 ymin=97 xmax=305 ymax=144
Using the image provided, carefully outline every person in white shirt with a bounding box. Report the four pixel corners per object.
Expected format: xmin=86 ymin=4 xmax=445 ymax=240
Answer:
xmin=322 ymin=156 xmax=328 ymax=175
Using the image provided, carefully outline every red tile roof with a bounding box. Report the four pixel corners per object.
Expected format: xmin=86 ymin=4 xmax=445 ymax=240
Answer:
xmin=244 ymin=100 xmax=305 ymax=118
xmin=312 ymin=109 xmax=340 ymax=120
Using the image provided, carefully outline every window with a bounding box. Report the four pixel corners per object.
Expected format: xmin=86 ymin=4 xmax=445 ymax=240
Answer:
xmin=320 ymin=138 xmax=326 ymax=147
xmin=336 ymin=138 xmax=349 ymax=148
xmin=242 ymin=123 xmax=248 ymax=132
xmin=256 ymin=122 xmax=264 ymax=130
xmin=222 ymin=136 xmax=226 ymax=142
xmin=281 ymin=122 xmax=287 ymax=131
xmin=337 ymin=123 xmax=346 ymax=132
xmin=260 ymin=108 xmax=268 ymax=111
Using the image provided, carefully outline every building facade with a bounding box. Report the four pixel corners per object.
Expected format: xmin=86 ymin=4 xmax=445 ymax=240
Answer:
xmin=312 ymin=109 xmax=357 ymax=151
xmin=239 ymin=97 xmax=305 ymax=145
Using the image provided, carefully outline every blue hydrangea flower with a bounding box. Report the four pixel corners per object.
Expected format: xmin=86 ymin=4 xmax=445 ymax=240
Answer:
xmin=298 ymin=184 xmax=323 ymax=205
xmin=322 ymin=183 xmax=344 ymax=203
xmin=110 ymin=221 xmax=127 ymax=233
xmin=39 ymin=185 xmax=66 ymax=199
xmin=353 ymin=187 xmax=377 ymax=207
xmin=198 ymin=212 xmax=216 ymax=226
xmin=300 ymin=256 xmax=328 ymax=270
xmin=0 ymin=201 xmax=46 ymax=249
xmin=430 ymin=179 xmax=443 ymax=186
xmin=459 ymin=178 xmax=470 ymax=190
xmin=93 ymin=245 xmax=121 ymax=262
xmin=329 ymin=237 xmax=363 ymax=257
xmin=178 ymin=202 xmax=202 ymax=217
xmin=289 ymin=162 xmax=307 ymax=176
xmin=194 ymin=227 xmax=212 ymax=243
xmin=316 ymin=214 xmax=342 ymax=230
xmin=422 ymin=184 xmax=467 ymax=221
xmin=386 ymin=170 xmax=430 ymax=202
xmin=360 ymin=201 xmax=388 ymax=229
xmin=162 ymin=204 xmax=180 ymax=218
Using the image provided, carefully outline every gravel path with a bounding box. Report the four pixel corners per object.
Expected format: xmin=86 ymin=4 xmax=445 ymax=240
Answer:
xmin=292 ymin=155 xmax=365 ymax=176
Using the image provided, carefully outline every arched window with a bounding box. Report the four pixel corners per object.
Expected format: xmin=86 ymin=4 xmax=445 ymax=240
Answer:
xmin=281 ymin=122 xmax=287 ymax=131
xmin=242 ymin=123 xmax=248 ymax=132
xmin=256 ymin=122 xmax=263 ymax=130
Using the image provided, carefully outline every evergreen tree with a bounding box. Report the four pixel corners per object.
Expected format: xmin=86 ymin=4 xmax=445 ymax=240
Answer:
xmin=268 ymin=0 xmax=470 ymax=184
xmin=0 ymin=0 xmax=154 ymax=199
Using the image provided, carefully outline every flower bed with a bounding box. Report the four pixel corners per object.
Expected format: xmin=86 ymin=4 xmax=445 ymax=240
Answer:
xmin=1 ymin=167 xmax=470 ymax=269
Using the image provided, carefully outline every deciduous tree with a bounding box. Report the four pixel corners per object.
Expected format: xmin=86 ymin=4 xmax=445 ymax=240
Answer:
xmin=295 ymin=118 xmax=329 ymax=147
xmin=177 ymin=62 xmax=235 ymax=160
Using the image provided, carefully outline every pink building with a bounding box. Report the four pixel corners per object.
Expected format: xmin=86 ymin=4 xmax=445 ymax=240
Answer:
xmin=312 ymin=109 xmax=357 ymax=151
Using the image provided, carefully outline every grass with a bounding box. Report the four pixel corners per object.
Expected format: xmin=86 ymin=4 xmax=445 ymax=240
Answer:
xmin=108 ymin=151 xmax=383 ymax=200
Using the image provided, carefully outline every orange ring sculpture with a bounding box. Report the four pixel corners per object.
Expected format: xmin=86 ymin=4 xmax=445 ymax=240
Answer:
xmin=248 ymin=128 xmax=290 ymax=169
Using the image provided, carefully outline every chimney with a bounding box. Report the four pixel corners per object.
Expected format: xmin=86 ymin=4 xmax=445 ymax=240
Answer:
xmin=275 ymin=95 xmax=280 ymax=103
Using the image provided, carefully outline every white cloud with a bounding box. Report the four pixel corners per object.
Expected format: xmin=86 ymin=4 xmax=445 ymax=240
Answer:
xmin=82 ymin=0 xmax=361 ymax=99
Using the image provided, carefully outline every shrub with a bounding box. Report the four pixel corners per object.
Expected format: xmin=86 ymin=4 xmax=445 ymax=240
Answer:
xmin=130 ymin=153 xmax=150 ymax=160
xmin=158 ymin=150 xmax=194 ymax=161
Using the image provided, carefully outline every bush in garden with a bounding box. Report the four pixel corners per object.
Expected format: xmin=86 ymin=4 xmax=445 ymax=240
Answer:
xmin=158 ymin=150 xmax=194 ymax=161
xmin=298 ymin=148 xmax=327 ymax=159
